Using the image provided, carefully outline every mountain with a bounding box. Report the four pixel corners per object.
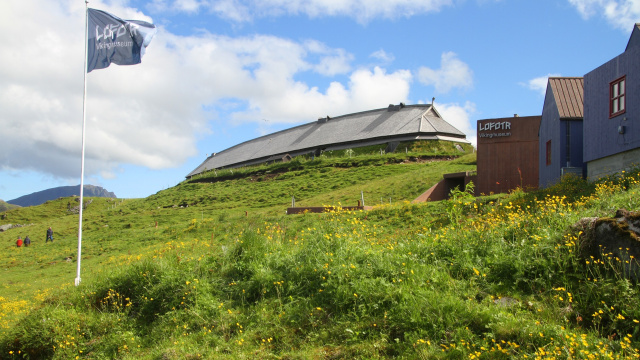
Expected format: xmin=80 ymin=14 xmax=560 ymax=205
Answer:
xmin=7 ymin=185 xmax=116 ymax=207
xmin=0 ymin=199 xmax=20 ymax=212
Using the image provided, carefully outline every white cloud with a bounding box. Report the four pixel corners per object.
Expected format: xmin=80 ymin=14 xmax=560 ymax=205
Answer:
xmin=257 ymin=0 xmax=453 ymax=23
xmin=156 ymin=0 xmax=455 ymax=23
xmin=175 ymin=0 xmax=205 ymax=12
xmin=148 ymin=0 xmax=211 ymax=13
xmin=523 ymin=74 xmax=561 ymax=95
xmin=370 ymin=49 xmax=395 ymax=64
xmin=210 ymin=0 xmax=251 ymax=22
xmin=147 ymin=0 xmax=169 ymax=12
xmin=435 ymin=101 xmax=478 ymax=147
xmin=568 ymin=0 xmax=640 ymax=30
xmin=417 ymin=52 xmax=473 ymax=94
xmin=0 ymin=0 xmax=413 ymax=184
xmin=304 ymin=40 xmax=354 ymax=76
xmin=231 ymin=66 xmax=412 ymax=123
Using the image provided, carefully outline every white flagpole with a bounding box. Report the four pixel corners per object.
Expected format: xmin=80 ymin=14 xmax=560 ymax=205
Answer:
xmin=76 ymin=1 xmax=89 ymax=286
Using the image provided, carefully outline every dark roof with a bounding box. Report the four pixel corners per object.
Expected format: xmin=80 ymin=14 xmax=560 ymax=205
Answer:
xmin=187 ymin=104 xmax=468 ymax=177
xmin=548 ymin=77 xmax=584 ymax=119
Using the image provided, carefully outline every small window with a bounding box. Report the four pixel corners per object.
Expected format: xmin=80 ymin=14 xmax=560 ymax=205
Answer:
xmin=610 ymin=76 xmax=626 ymax=118
xmin=565 ymin=122 xmax=571 ymax=166
xmin=546 ymin=140 xmax=552 ymax=166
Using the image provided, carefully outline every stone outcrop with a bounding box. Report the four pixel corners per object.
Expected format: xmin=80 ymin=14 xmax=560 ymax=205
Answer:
xmin=0 ymin=224 xmax=32 ymax=232
xmin=574 ymin=209 xmax=640 ymax=281
xmin=68 ymin=198 xmax=94 ymax=214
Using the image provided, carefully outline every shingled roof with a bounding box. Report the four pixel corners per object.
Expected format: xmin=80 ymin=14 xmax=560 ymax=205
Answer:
xmin=187 ymin=103 xmax=469 ymax=177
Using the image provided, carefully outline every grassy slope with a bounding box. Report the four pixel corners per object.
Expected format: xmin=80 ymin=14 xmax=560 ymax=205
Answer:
xmin=0 ymin=200 xmax=19 ymax=213
xmin=2 ymin=150 xmax=640 ymax=359
xmin=0 ymin=151 xmax=474 ymax=311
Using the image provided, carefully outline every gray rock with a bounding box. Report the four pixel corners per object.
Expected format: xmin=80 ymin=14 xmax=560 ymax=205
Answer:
xmin=574 ymin=209 xmax=640 ymax=281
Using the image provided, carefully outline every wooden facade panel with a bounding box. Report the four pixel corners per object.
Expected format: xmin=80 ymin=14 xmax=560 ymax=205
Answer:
xmin=478 ymin=142 xmax=538 ymax=194
xmin=477 ymin=116 xmax=541 ymax=195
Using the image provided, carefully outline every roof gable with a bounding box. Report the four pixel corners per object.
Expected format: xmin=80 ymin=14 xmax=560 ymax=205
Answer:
xmin=626 ymin=23 xmax=640 ymax=51
xmin=548 ymin=77 xmax=584 ymax=119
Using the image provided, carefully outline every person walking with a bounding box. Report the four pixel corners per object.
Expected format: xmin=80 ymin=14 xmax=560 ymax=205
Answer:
xmin=46 ymin=227 xmax=54 ymax=242
xmin=24 ymin=235 xmax=31 ymax=247
xmin=16 ymin=236 xmax=23 ymax=247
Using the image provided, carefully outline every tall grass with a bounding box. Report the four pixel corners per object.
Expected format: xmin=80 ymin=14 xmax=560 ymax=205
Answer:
xmin=2 ymin=160 xmax=640 ymax=358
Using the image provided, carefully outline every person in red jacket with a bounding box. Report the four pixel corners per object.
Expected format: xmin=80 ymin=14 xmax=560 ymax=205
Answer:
xmin=16 ymin=236 xmax=23 ymax=247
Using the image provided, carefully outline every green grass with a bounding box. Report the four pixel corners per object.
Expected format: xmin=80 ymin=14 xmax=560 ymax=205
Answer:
xmin=0 ymin=200 xmax=19 ymax=213
xmin=2 ymin=149 xmax=640 ymax=359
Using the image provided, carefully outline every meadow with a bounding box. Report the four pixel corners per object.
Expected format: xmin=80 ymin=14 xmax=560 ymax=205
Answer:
xmin=1 ymin=142 xmax=640 ymax=359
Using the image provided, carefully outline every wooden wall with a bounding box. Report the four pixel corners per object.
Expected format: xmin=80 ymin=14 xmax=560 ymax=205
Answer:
xmin=476 ymin=116 xmax=541 ymax=195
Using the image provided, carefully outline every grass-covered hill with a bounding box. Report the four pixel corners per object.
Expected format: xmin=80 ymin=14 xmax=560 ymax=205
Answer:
xmin=0 ymin=200 xmax=19 ymax=213
xmin=1 ymin=143 xmax=640 ymax=359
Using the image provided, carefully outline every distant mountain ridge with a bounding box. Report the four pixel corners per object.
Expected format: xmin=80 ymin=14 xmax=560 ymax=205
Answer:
xmin=7 ymin=185 xmax=116 ymax=207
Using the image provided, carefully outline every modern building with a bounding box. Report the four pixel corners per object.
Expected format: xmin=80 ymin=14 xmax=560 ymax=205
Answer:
xmin=583 ymin=24 xmax=640 ymax=179
xmin=187 ymin=103 xmax=469 ymax=177
xmin=476 ymin=115 xmax=541 ymax=195
xmin=538 ymin=77 xmax=585 ymax=188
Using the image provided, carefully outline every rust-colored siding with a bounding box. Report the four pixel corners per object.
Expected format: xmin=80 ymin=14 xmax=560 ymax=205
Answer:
xmin=476 ymin=115 xmax=541 ymax=195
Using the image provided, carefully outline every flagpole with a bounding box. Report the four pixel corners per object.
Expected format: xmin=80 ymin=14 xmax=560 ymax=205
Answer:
xmin=76 ymin=0 xmax=89 ymax=286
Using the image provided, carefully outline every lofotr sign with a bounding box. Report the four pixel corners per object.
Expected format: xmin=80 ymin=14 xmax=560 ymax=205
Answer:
xmin=478 ymin=121 xmax=511 ymax=138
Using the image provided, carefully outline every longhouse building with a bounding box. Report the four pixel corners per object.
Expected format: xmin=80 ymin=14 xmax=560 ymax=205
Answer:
xmin=187 ymin=103 xmax=469 ymax=178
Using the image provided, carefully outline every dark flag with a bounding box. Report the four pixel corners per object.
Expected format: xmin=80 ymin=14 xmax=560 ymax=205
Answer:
xmin=87 ymin=9 xmax=156 ymax=73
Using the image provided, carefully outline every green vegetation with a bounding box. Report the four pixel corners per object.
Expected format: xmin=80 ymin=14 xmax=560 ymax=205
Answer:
xmin=0 ymin=200 xmax=19 ymax=213
xmin=1 ymin=147 xmax=640 ymax=359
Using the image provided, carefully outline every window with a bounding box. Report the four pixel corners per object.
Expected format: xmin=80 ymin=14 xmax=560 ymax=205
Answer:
xmin=546 ymin=140 xmax=552 ymax=166
xmin=610 ymin=76 xmax=626 ymax=118
xmin=565 ymin=122 xmax=571 ymax=166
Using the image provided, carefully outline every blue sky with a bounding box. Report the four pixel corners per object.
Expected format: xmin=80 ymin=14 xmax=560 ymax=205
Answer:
xmin=0 ymin=0 xmax=639 ymax=200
